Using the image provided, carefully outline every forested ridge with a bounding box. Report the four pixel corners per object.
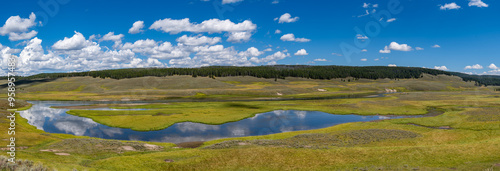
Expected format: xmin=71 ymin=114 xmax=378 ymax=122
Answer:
xmin=6 ymin=65 xmax=500 ymax=86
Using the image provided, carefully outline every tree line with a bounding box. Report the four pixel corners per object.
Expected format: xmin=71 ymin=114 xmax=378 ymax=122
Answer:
xmin=6 ymin=65 xmax=500 ymax=86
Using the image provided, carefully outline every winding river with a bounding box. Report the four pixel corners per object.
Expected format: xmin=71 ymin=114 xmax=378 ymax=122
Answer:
xmin=20 ymin=100 xmax=411 ymax=143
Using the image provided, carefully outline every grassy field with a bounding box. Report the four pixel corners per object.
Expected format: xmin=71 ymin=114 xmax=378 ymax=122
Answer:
xmin=0 ymin=74 xmax=477 ymax=101
xmin=0 ymin=75 xmax=499 ymax=170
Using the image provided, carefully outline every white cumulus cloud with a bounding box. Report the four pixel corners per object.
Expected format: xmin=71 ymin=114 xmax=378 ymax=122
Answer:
xmin=128 ymin=21 xmax=145 ymax=34
xmin=275 ymin=13 xmax=299 ymax=23
xmin=176 ymin=35 xmax=221 ymax=46
xmin=52 ymin=31 xmax=92 ymax=50
xmin=149 ymin=18 xmax=256 ymax=34
xmin=465 ymin=64 xmax=483 ymax=70
xmin=226 ymin=31 xmax=252 ymax=42
xmin=440 ymin=3 xmax=461 ymax=10
xmin=0 ymin=12 xmax=38 ymax=41
xmin=489 ymin=63 xmax=498 ymax=70
xmin=379 ymin=42 xmax=413 ymax=53
xmin=294 ymin=49 xmax=308 ymax=56
xmin=280 ymin=33 xmax=310 ymax=42
xmin=469 ymin=0 xmax=488 ymax=7
xmin=100 ymin=32 xmax=124 ymax=48
xmin=249 ymin=51 xmax=290 ymax=64
xmin=434 ymin=66 xmax=448 ymax=70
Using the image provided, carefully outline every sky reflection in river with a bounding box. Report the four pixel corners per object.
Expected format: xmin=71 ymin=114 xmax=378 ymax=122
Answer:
xmin=20 ymin=101 xmax=406 ymax=143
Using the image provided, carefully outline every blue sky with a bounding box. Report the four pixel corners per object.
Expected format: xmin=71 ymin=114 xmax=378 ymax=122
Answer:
xmin=0 ymin=0 xmax=499 ymax=76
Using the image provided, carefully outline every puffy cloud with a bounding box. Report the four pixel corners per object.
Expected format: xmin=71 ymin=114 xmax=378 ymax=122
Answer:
xmin=17 ymin=38 xmax=67 ymax=75
xmin=485 ymin=70 xmax=500 ymax=75
xmin=469 ymin=0 xmax=488 ymax=7
xmin=249 ymin=51 xmax=289 ymax=64
xmin=0 ymin=12 xmax=38 ymax=41
xmin=415 ymin=47 xmax=424 ymax=50
xmin=121 ymin=39 xmax=157 ymax=52
xmin=128 ymin=21 xmax=145 ymax=34
xmin=275 ymin=13 xmax=299 ymax=23
xmin=434 ymin=66 xmax=448 ymax=70
xmin=149 ymin=18 xmax=256 ymax=34
xmin=121 ymin=39 xmax=188 ymax=59
xmin=170 ymin=45 xmax=254 ymax=67
xmin=176 ymin=35 xmax=221 ymax=46
xmin=8 ymin=30 xmax=38 ymax=41
xmin=280 ymin=33 xmax=310 ymax=42
xmin=101 ymin=32 xmax=124 ymax=42
xmin=388 ymin=64 xmax=397 ymax=67
xmin=388 ymin=42 xmax=412 ymax=51
xmin=226 ymin=31 xmax=252 ymax=42
xmin=489 ymin=63 xmax=498 ymax=70
xmin=275 ymin=29 xmax=281 ymax=34
xmin=238 ymin=47 xmax=263 ymax=57
xmin=14 ymin=37 xmax=165 ymax=76
xmin=294 ymin=49 xmax=308 ymax=56
xmin=464 ymin=64 xmax=483 ymax=70
xmin=314 ymin=58 xmax=327 ymax=62
xmin=379 ymin=46 xmax=391 ymax=53
xmin=222 ymin=0 xmax=243 ymax=4
xmin=52 ymin=31 xmax=92 ymax=50
xmin=440 ymin=3 xmax=461 ymax=10
xmin=100 ymin=32 xmax=124 ymax=48
xmin=360 ymin=58 xmax=367 ymax=61
xmin=432 ymin=44 xmax=441 ymax=48
xmin=379 ymin=42 xmax=412 ymax=53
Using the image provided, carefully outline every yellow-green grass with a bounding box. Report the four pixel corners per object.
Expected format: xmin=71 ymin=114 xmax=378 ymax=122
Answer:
xmin=2 ymin=74 xmax=482 ymax=101
xmin=0 ymin=114 xmax=177 ymax=170
xmin=66 ymin=95 xmax=428 ymax=131
xmin=0 ymin=75 xmax=498 ymax=170
xmin=1 ymin=90 xmax=500 ymax=170
xmin=88 ymin=115 xmax=500 ymax=171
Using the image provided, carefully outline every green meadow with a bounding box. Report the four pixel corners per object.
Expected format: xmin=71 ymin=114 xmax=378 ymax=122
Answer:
xmin=0 ymin=75 xmax=499 ymax=170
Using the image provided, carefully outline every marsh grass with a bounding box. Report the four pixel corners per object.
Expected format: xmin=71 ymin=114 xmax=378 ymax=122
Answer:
xmin=46 ymin=139 xmax=164 ymax=155
xmin=461 ymin=107 xmax=500 ymax=122
xmin=0 ymin=156 xmax=49 ymax=171
xmin=204 ymin=129 xmax=420 ymax=149
xmin=0 ymin=77 xmax=499 ymax=170
xmin=2 ymin=74 xmax=481 ymax=101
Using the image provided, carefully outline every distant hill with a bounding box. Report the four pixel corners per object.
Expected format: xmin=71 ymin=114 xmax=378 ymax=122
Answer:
xmin=5 ymin=65 xmax=500 ymax=86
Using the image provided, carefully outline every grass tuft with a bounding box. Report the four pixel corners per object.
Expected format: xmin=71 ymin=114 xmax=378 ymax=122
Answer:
xmin=205 ymin=129 xmax=420 ymax=149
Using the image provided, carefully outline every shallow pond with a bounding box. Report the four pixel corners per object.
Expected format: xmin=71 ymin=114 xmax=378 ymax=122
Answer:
xmin=20 ymin=101 xmax=410 ymax=143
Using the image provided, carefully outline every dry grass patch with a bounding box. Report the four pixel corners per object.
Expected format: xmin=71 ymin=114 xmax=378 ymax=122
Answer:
xmin=205 ymin=129 xmax=420 ymax=149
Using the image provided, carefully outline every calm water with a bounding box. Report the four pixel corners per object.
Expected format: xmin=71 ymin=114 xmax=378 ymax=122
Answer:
xmin=20 ymin=101 xmax=407 ymax=143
